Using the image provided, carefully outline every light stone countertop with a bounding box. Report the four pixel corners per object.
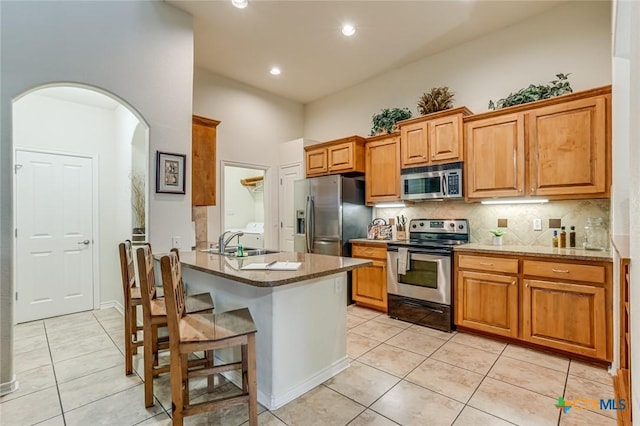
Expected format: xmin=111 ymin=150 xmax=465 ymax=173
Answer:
xmin=162 ymin=250 xmax=372 ymax=287
xmin=455 ymin=243 xmax=613 ymax=262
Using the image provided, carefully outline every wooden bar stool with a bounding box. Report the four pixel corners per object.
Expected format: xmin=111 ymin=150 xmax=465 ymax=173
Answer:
xmin=136 ymin=244 xmax=215 ymax=408
xmin=118 ymin=240 xmax=144 ymax=375
xmin=160 ymin=252 xmax=258 ymax=426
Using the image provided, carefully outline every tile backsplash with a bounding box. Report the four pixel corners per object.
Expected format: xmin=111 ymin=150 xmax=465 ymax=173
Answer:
xmin=375 ymin=199 xmax=610 ymax=247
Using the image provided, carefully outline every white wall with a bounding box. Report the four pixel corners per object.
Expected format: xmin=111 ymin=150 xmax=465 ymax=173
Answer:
xmin=0 ymin=0 xmax=193 ymax=391
xmin=304 ymin=1 xmax=612 ymax=141
xmin=193 ymin=68 xmax=304 ymax=248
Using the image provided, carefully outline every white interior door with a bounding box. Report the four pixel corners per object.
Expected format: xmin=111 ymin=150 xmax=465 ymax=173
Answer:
xmin=15 ymin=150 xmax=95 ymax=323
xmin=278 ymin=163 xmax=301 ymax=251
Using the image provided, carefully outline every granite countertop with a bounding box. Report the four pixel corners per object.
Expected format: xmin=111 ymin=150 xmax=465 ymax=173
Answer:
xmin=455 ymin=243 xmax=613 ymax=262
xmin=162 ymin=250 xmax=372 ymax=288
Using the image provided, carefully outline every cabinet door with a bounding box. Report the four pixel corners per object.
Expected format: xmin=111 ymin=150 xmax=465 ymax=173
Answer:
xmin=401 ymin=121 xmax=429 ymax=167
xmin=366 ymin=136 xmax=400 ymax=204
xmin=455 ymin=270 xmax=518 ymax=337
xmin=529 ymin=96 xmax=609 ymax=197
xmin=306 ymin=148 xmax=327 ymax=176
xmin=327 ymin=142 xmax=354 ymax=173
xmin=352 ymin=259 xmax=387 ymax=312
xmin=192 ymin=115 xmax=219 ymax=206
xmin=465 ymin=113 xmax=525 ymax=199
xmin=430 ymin=114 xmax=463 ymax=163
xmin=522 ymin=279 xmax=607 ymax=360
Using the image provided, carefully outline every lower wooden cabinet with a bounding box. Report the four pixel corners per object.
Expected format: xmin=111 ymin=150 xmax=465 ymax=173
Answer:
xmin=352 ymin=242 xmax=387 ymax=312
xmin=455 ymin=251 xmax=612 ymax=361
xmin=456 ymin=270 xmax=518 ymax=338
xmin=522 ymin=279 xmax=606 ymax=359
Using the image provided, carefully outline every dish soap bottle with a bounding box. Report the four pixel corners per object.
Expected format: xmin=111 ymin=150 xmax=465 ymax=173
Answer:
xmin=559 ymin=226 xmax=566 ymax=248
xmin=552 ymin=230 xmax=558 ymax=248
xmin=569 ymin=226 xmax=576 ymax=248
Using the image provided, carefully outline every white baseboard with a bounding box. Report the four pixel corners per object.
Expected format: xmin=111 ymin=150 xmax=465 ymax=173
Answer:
xmin=99 ymin=300 xmax=124 ymax=315
xmin=221 ymin=356 xmax=350 ymax=410
xmin=0 ymin=375 xmax=19 ymax=396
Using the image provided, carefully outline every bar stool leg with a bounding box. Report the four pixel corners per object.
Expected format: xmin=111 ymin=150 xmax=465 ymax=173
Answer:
xmin=131 ymin=306 xmax=139 ymax=355
xmin=206 ymin=350 xmax=215 ymax=392
xmin=247 ymin=334 xmax=258 ymax=426
xmin=171 ymin=353 xmax=186 ymax=426
xmin=124 ymin=306 xmax=133 ymax=375
xmin=143 ymin=323 xmax=155 ymax=408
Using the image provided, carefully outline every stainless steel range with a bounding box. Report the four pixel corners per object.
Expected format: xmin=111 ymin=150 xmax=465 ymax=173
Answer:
xmin=387 ymin=219 xmax=469 ymax=332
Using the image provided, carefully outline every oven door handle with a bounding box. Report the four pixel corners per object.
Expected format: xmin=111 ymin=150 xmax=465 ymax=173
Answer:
xmin=400 ymin=299 xmax=444 ymax=314
xmin=409 ymin=252 xmax=451 ymax=261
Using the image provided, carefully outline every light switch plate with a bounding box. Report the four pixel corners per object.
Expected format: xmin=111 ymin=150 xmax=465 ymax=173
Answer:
xmin=172 ymin=236 xmax=181 ymax=249
xmin=533 ymin=218 xmax=542 ymax=231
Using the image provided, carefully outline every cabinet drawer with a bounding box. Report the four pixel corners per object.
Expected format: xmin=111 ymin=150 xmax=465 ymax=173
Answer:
xmin=523 ymin=260 xmax=605 ymax=283
xmin=458 ymin=255 xmax=518 ymax=274
xmin=352 ymin=244 xmax=387 ymax=260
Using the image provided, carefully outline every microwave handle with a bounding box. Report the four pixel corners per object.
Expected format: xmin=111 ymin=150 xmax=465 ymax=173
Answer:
xmin=442 ymin=175 xmax=448 ymax=196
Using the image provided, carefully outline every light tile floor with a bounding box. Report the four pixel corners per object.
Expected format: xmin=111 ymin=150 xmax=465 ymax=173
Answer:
xmin=1 ymin=305 xmax=617 ymax=425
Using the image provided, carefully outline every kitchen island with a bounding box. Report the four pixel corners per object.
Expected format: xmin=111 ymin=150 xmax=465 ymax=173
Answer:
xmin=172 ymin=250 xmax=371 ymax=410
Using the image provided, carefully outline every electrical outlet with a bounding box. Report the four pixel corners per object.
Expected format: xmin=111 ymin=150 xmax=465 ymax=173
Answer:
xmin=533 ymin=218 xmax=542 ymax=231
xmin=172 ymin=236 xmax=181 ymax=249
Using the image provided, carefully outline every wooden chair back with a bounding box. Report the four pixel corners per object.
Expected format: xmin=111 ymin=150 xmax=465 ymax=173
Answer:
xmin=160 ymin=252 xmax=186 ymax=341
xmin=118 ymin=240 xmax=136 ymax=306
xmin=135 ymin=243 xmax=158 ymax=316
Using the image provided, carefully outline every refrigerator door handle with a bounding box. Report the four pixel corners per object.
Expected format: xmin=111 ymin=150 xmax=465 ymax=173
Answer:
xmin=305 ymin=195 xmax=313 ymax=253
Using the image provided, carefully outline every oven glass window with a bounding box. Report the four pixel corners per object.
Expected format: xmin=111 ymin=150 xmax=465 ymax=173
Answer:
xmin=404 ymin=176 xmax=441 ymax=196
xmin=398 ymin=259 xmax=438 ymax=289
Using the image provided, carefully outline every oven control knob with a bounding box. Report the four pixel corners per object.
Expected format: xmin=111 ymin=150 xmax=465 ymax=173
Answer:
xmin=420 ymin=222 xmax=424 ymax=227
xmin=458 ymin=224 xmax=464 ymax=230
xmin=449 ymin=223 xmax=455 ymax=228
xmin=412 ymin=224 xmax=417 ymax=229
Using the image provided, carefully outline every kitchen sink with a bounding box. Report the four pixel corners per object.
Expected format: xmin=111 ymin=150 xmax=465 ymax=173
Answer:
xmin=200 ymin=247 xmax=280 ymax=257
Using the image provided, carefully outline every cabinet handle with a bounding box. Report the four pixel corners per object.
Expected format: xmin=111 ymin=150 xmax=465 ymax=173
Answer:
xmin=551 ymin=268 xmax=570 ymax=273
xmin=531 ymin=187 xmax=535 ymax=193
xmin=525 ymin=283 xmax=529 ymax=288
xmin=518 ymin=188 xmax=522 ymax=193
xmin=511 ymin=281 xmax=516 ymax=286
xmin=480 ymin=262 xmax=494 ymax=266
xmin=365 ymin=249 xmax=373 ymax=255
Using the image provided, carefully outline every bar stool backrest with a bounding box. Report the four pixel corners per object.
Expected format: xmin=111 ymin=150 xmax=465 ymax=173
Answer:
xmin=118 ymin=240 xmax=136 ymax=306
xmin=160 ymin=252 xmax=186 ymax=339
xmin=136 ymin=243 xmax=158 ymax=316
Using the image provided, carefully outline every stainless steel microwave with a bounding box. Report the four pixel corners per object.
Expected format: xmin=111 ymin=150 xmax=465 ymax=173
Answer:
xmin=400 ymin=162 xmax=463 ymax=200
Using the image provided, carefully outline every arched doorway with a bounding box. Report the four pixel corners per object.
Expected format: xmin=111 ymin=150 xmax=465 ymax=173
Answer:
xmin=12 ymin=84 xmax=149 ymax=323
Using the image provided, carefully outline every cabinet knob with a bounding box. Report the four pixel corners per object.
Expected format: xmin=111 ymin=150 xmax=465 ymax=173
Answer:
xmin=525 ymin=283 xmax=529 ymax=288
xmin=531 ymin=187 xmax=535 ymax=193
xmin=511 ymin=281 xmax=516 ymax=286
xmin=518 ymin=188 xmax=522 ymax=193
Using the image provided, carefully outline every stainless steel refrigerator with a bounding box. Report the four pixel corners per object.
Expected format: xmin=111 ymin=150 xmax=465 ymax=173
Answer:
xmin=294 ymin=175 xmax=372 ymax=258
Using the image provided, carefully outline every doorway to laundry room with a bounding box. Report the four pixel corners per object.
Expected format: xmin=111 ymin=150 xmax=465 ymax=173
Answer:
xmin=222 ymin=163 xmax=267 ymax=249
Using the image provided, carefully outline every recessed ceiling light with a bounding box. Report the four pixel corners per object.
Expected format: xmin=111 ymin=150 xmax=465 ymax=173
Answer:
xmin=231 ymin=0 xmax=248 ymax=9
xmin=342 ymin=24 xmax=356 ymax=37
xmin=270 ymin=67 xmax=281 ymax=76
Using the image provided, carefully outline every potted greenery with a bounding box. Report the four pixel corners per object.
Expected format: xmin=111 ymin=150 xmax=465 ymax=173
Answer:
xmin=490 ymin=229 xmax=506 ymax=246
xmin=370 ymin=107 xmax=412 ymax=136
xmin=417 ymin=87 xmax=455 ymax=115
xmin=488 ymin=73 xmax=573 ymax=110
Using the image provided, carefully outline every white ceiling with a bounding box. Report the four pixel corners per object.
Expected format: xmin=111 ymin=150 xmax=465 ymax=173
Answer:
xmin=169 ymin=0 xmax=566 ymax=104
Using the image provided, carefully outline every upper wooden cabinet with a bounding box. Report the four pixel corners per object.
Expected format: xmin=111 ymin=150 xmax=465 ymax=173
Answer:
xmin=192 ymin=115 xmax=219 ymax=206
xmin=529 ymin=95 xmax=608 ymax=197
xmin=464 ymin=86 xmax=611 ymax=201
xmin=465 ymin=113 xmax=525 ymax=199
xmin=397 ymin=107 xmax=472 ymax=168
xmin=365 ymin=133 xmax=401 ymax=205
xmin=304 ymin=136 xmax=366 ymax=177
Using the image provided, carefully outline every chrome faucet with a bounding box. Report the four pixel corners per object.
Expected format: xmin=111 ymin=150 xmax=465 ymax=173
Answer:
xmin=218 ymin=230 xmax=244 ymax=254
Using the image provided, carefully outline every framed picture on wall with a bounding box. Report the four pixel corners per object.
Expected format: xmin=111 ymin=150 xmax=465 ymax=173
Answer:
xmin=156 ymin=151 xmax=186 ymax=194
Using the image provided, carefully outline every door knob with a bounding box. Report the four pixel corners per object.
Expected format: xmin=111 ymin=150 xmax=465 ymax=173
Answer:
xmin=77 ymin=240 xmax=90 ymax=245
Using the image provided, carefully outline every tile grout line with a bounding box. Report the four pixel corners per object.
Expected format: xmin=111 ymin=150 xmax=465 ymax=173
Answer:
xmin=42 ymin=320 xmax=68 ymax=426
